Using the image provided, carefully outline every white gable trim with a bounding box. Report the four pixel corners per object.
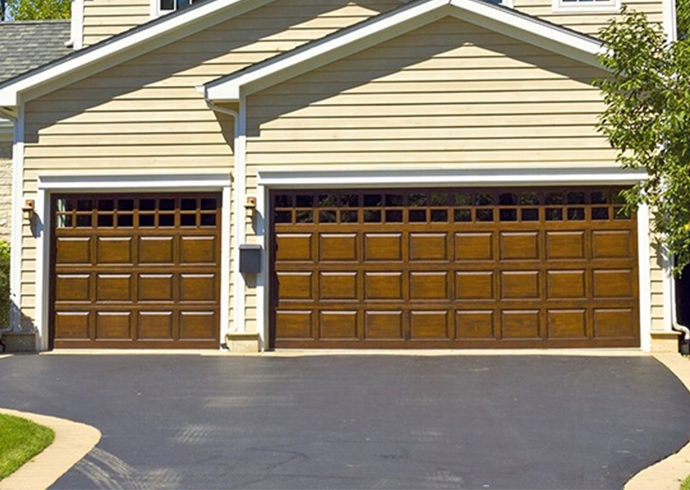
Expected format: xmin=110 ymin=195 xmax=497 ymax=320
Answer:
xmin=0 ymin=0 xmax=274 ymax=107
xmin=203 ymin=0 xmax=604 ymax=102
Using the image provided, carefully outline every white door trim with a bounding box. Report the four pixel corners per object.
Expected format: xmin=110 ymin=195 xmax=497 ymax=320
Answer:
xmin=255 ymin=166 xmax=650 ymax=350
xmin=35 ymin=172 xmax=232 ymax=351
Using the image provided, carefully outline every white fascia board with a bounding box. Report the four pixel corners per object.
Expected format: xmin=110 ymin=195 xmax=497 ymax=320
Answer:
xmin=257 ymin=165 xmax=648 ymax=188
xmin=0 ymin=0 xmax=274 ymax=107
xmin=204 ymin=0 xmax=604 ymax=102
xmin=205 ymin=0 xmax=451 ymax=101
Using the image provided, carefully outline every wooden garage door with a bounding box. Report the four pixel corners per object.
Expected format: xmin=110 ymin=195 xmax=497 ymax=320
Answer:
xmin=51 ymin=193 xmax=221 ymax=349
xmin=270 ymin=188 xmax=639 ymax=349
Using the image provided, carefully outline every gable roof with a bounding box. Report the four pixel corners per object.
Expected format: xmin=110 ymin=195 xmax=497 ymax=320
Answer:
xmin=0 ymin=20 xmax=72 ymax=84
xmin=203 ymin=0 xmax=605 ymax=102
xmin=0 ymin=0 xmax=278 ymax=108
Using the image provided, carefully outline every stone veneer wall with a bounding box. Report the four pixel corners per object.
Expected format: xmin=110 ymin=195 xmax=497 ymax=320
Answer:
xmin=0 ymin=142 xmax=11 ymax=242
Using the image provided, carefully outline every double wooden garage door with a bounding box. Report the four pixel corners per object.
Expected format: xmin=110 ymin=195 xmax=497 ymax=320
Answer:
xmin=271 ymin=188 xmax=640 ymax=349
xmin=51 ymin=193 xmax=221 ymax=349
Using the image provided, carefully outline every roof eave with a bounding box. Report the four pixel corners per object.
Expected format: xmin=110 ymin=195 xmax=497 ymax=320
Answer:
xmin=0 ymin=0 xmax=274 ymax=109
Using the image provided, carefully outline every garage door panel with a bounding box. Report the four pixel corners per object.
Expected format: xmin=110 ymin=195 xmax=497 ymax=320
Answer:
xmin=456 ymin=310 xmax=494 ymax=339
xmin=180 ymin=274 xmax=217 ymax=302
xmin=547 ymin=271 xmax=586 ymax=299
xmin=501 ymin=271 xmax=540 ymax=299
xmin=455 ymin=232 xmax=493 ymax=261
xmin=500 ymin=232 xmax=539 ymax=260
xmin=364 ymin=234 xmax=403 ymax=261
xmin=97 ymin=274 xmax=133 ymax=302
xmin=272 ymin=188 xmax=639 ymax=349
xmin=179 ymin=311 xmax=216 ymax=340
xmin=96 ymin=312 xmax=132 ymax=340
xmin=593 ymin=308 xmax=635 ymax=338
xmin=97 ymin=237 xmax=133 ymax=264
xmin=592 ymin=230 xmax=633 ymax=259
xmin=410 ymin=311 xmax=449 ymax=340
xmin=501 ymin=310 xmax=540 ymax=339
xmin=52 ymin=193 xmax=221 ymax=349
xmin=139 ymin=274 xmax=174 ymax=301
xmin=593 ymin=270 xmax=634 ymax=298
xmin=276 ymin=310 xmax=313 ymax=339
xmin=275 ymin=234 xmax=313 ymax=261
xmin=546 ymin=231 xmax=586 ymax=260
xmin=180 ymin=237 xmax=217 ymax=264
xmin=455 ymin=272 xmax=494 ymax=300
xmin=277 ymin=272 xmax=313 ymax=300
xmin=138 ymin=311 xmax=173 ymax=340
xmin=320 ymin=272 xmax=357 ymax=300
xmin=365 ymin=272 xmax=403 ymax=300
xmin=320 ymin=311 xmax=358 ymax=339
xmin=55 ymin=274 xmax=91 ymax=302
xmin=365 ymin=311 xmax=404 ymax=340
xmin=410 ymin=233 xmax=448 ymax=261
xmin=56 ymin=237 xmax=91 ymax=265
xmin=139 ymin=237 xmax=174 ymax=264
xmin=547 ymin=309 xmax=587 ymax=338
xmin=410 ymin=272 xmax=448 ymax=300
xmin=320 ymin=234 xmax=357 ymax=261
xmin=55 ymin=311 xmax=90 ymax=339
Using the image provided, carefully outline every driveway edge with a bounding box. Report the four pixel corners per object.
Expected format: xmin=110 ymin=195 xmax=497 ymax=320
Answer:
xmin=625 ymin=354 xmax=690 ymax=490
xmin=0 ymin=408 xmax=101 ymax=490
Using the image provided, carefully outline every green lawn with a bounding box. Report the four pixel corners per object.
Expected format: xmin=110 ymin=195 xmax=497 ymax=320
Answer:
xmin=0 ymin=413 xmax=55 ymax=480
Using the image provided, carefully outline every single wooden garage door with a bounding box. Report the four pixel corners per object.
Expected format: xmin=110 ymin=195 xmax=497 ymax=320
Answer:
xmin=271 ymin=188 xmax=639 ymax=349
xmin=51 ymin=193 xmax=221 ymax=349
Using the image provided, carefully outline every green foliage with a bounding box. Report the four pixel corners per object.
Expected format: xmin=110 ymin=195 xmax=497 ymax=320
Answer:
xmin=0 ymin=414 xmax=54 ymax=481
xmin=681 ymin=474 xmax=690 ymax=490
xmin=595 ymin=8 xmax=690 ymax=275
xmin=0 ymin=241 xmax=9 ymax=328
xmin=5 ymin=0 xmax=70 ymax=21
xmin=679 ymin=0 xmax=690 ymax=40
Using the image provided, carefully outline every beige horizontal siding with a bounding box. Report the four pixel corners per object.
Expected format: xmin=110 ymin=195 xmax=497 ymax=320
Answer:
xmin=246 ymin=17 xmax=614 ymax=172
xmin=515 ymin=0 xmax=664 ymax=37
xmin=20 ymin=0 xmax=400 ymax=334
xmin=83 ymin=0 xmax=150 ymax=47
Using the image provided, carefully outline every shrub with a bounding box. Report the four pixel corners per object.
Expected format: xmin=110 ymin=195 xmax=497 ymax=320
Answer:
xmin=0 ymin=241 xmax=10 ymax=327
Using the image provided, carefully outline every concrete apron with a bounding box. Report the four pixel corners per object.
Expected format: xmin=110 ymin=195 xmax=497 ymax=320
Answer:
xmin=0 ymin=408 xmax=100 ymax=490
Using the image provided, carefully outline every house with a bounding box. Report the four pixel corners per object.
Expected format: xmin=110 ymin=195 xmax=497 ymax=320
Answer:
xmin=0 ymin=0 xmax=679 ymax=352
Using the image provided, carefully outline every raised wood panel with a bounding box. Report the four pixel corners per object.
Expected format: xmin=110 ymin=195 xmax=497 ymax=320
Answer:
xmin=365 ymin=272 xmax=403 ymax=300
xmin=320 ymin=311 xmax=358 ymax=339
xmin=365 ymin=311 xmax=403 ymax=339
xmin=546 ymin=231 xmax=585 ymax=259
xmin=275 ymin=234 xmax=313 ymax=261
xmin=456 ymin=311 xmax=494 ymax=339
xmin=456 ymin=271 xmax=493 ymax=300
xmin=455 ymin=233 xmax=493 ymax=261
xmin=409 ymin=233 xmax=447 ymax=261
xmin=137 ymin=312 xmax=174 ymax=340
xmin=410 ymin=311 xmax=448 ymax=340
xmin=97 ymin=274 xmax=133 ymax=301
xmin=500 ymin=232 xmax=539 ymax=260
xmin=277 ymin=272 xmax=312 ymax=300
xmin=56 ymin=237 xmax=91 ymax=264
xmin=547 ymin=270 xmax=586 ymax=299
xmin=547 ymin=309 xmax=586 ymax=339
xmin=501 ymin=310 xmax=540 ymax=339
xmin=139 ymin=237 xmax=174 ymax=264
xmin=55 ymin=312 xmax=90 ymax=339
xmin=96 ymin=312 xmax=132 ymax=340
xmin=139 ymin=274 xmax=174 ymax=301
xmin=501 ymin=271 xmax=540 ymax=300
xmin=55 ymin=275 xmax=90 ymax=301
xmin=364 ymin=233 xmax=402 ymax=261
xmin=320 ymin=233 xmax=357 ymax=261
xmin=320 ymin=272 xmax=357 ymax=300
xmin=410 ymin=272 xmax=448 ymax=300
xmin=179 ymin=311 xmax=216 ymax=339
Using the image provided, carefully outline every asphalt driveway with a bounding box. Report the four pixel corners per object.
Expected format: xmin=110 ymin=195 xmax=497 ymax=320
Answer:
xmin=1 ymin=354 xmax=689 ymax=490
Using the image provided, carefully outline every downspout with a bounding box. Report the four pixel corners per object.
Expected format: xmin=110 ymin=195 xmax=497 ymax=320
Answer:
xmin=203 ymin=100 xmax=242 ymax=342
xmin=669 ymin=257 xmax=690 ymax=346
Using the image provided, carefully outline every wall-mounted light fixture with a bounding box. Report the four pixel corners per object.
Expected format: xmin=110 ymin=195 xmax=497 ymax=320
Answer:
xmin=22 ymin=200 xmax=35 ymax=221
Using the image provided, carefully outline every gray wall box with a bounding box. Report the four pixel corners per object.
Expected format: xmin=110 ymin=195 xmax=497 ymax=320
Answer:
xmin=239 ymin=244 xmax=262 ymax=273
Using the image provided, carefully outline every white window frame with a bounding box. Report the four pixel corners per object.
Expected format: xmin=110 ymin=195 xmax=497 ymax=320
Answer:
xmin=552 ymin=0 xmax=620 ymax=14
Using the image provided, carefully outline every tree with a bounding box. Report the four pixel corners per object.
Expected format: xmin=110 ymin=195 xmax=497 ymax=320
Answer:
xmin=4 ymin=0 xmax=70 ymax=21
xmin=595 ymin=7 xmax=690 ymax=275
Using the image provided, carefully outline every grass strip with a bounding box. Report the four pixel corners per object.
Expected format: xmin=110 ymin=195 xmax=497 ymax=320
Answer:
xmin=0 ymin=413 xmax=55 ymax=480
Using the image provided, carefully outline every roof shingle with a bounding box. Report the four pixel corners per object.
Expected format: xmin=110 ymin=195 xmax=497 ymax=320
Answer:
xmin=0 ymin=20 xmax=72 ymax=84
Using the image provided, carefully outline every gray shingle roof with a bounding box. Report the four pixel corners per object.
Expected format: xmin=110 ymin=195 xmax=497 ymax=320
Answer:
xmin=0 ymin=20 xmax=72 ymax=84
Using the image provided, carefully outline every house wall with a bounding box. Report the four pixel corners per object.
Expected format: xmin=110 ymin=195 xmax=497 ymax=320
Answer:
xmin=244 ymin=15 xmax=662 ymax=336
xmin=20 ymin=0 xmax=402 ymax=334
xmin=78 ymin=0 xmax=665 ymax=50
xmin=513 ymin=0 xmax=664 ymax=37
xmin=83 ymin=0 xmax=151 ymax=47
